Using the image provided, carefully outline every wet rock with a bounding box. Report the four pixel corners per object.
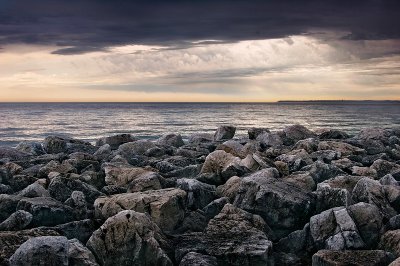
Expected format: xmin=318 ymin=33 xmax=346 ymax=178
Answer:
xmin=199 ymin=150 xmax=249 ymax=185
xmin=156 ymin=133 xmax=185 ymax=147
xmin=96 ymin=134 xmax=136 ymax=149
xmin=176 ymin=178 xmax=216 ymax=210
xmin=87 ymin=210 xmax=173 ymax=266
xmin=49 ymin=219 xmax=101 ymax=244
xmin=94 ymin=188 xmax=186 ymax=232
xmin=16 ymin=197 xmax=75 ymax=227
xmin=214 ymin=125 xmax=236 ymax=141
xmin=9 ymin=236 xmax=69 ymax=266
xmin=303 ymin=161 xmax=346 ymax=184
xmin=179 ymin=252 xmax=217 ymax=266
xmin=0 ymin=210 xmax=32 ymax=231
xmin=234 ymin=169 xmax=315 ymax=238
xmin=312 ymin=250 xmax=395 ymax=266
xmin=0 ymin=228 xmax=60 ymax=265
xmin=379 ymin=230 xmax=400 ymax=257
xmin=248 ymin=127 xmax=270 ymax=140
xmin=44 ymin=136 xmax=96 ymax=154
xmin=276 ymin=149 xmax=313 ymax=172
xmin=68 ymin=238 xmax=99 ymax=266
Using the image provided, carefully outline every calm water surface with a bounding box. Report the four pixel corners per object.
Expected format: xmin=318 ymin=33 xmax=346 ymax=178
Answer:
xmin=1 ymin=102 xmax=399 ymax=146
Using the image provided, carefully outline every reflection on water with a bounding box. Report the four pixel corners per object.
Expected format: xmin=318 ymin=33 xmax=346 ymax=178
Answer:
xmin=0 ymin=102 xmax=399 ymax=146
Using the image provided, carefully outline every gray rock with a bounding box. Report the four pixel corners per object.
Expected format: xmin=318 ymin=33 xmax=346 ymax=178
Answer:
xmin=16 ymin=197 xmax=75 ymax=227
xmin=179 ymin=252 xmax=217 ymax=266
xmin=351 ymin=166 xmax=378 ymax=178
xmin=216 ymin=140 xmax=245 ymax=158
xmin=256 ymin=132 xmax=283 ymax=147
xmin=248 ymin=127 xmax=270 ymax=140
xmin=276 ymin=149 xmax=313 ymax=172
xmin=214 ymin=125 xmax=236 ymax=141
xmin=9 ymin=236 xmax=69 ymax=266
xmin=294 ymin=138 xmax=319 ymax=153
xmin=202 ymin=197 xmax=230 ymax=220
xmin=188 ymin=133 xmax=214 ymax=144
xmin=379 ymin=230 xmax=400 ymax=257
xmin=156 ymin=133 xmax=185 ymax=147
xmin=312 ymin=250 xmax=395 ymax=266
xmin=389 ymin=215 xmax=400 ymax=230
xmin=68 ymin=238 xmax=99 ymax=266
xmin=49 ymin=219 xmax=101 ymax=244
xmin=0 ymin=194 xmax=22 ymax=223
xmin=234 ymin=169 xmax=315 ymax=238
xmin=371 ymin=159 xmax=400 ymax=178
xmin=303 ymin=161 xmax=345 ymax=184
xmin=87 ymin=210 xmax=172 ymax=266
xmin=317 ymin=129 xmax=349 ymax=140
xmin=318 ymin=141 xmax=365 ymax=156
xmin=38 ymin=160 xmax=77 ymax=178
xmin=176 ymin=178 xmax=216 ymax=210
xmin=199 ymin=150 xmax=248 ymax=185
xmin=0 ymin=146 xmax=31 ymax=161
xmin=380 ymin=174 xmax=399 ymax=186
xmin=117 ymin=140 xmax=156 ymax=158
xmin=93 ymin=144 xmax=112 ymax=161
xmin=17 ymin=182 xmax=50 ymax=198
xmin=94 ymin=188 xmax=186 ymax=232
xmin=15 ymin=141 xmax=45 ymax=156
xmin=315 ymin=183 xmax=350 ymax=212
xmin=216 ymin=175 xmax=241 ymax=201
xmin=0 ymin=228 xmax=60 ymax=265
xmin=0 ymin=210 xmax=32 ymax=231
xmin=44 ymin=136 xmax=96 ymax=154
xmin=283 ymin=124 xmax=316 ymax=144
xmin=95 ymin=134 xmax=136 ymax=149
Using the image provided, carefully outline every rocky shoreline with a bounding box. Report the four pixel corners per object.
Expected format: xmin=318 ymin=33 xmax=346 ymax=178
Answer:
xmin=0 ymin=125 xmax=400 ymax=265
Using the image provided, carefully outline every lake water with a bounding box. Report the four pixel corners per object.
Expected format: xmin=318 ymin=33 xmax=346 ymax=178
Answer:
xmin=1 ymin=102 xmax=400 ymax=146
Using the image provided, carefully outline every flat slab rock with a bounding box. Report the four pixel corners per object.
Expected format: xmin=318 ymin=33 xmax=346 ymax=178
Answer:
xmin=312 ymin=250 xmax=395 ymax=266
xmin=94 ymin=188 xmax=186 ymax=232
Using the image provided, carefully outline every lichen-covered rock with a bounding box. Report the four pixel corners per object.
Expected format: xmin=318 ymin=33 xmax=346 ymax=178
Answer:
xmin=234 ymin=169 xmax=315 ymax=237
xmin=87 ymin=210 xmax=172 ymax=266
xmin=9 ymin=236 xmax=69 ymax=266
xmin=312 ymin=250 xmax=395 ymax=266
xmin=94 ymin=188 xmax=186 ymax=232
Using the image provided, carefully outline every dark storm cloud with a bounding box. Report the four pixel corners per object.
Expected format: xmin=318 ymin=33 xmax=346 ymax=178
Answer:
xmin=0 ymin=0 xmax=399 ymax=54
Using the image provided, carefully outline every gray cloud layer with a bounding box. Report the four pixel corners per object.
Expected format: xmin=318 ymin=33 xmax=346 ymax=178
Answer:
xmin=0 ymin=0 xmax=399 ymax=54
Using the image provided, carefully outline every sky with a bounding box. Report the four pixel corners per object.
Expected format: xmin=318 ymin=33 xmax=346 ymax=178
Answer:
xmin=0 ymin=0 xmax=400 ymax=102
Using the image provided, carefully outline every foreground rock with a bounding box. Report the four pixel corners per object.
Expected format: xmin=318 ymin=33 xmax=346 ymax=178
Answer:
xmin=312 ymin=250 xmax=395 ymax=266
xmin=87 ymin=210 xmax=172 ymax=266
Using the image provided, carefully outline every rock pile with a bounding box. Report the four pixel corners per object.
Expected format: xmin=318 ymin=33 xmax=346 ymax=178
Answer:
xmin=0 ymin=124 xmax=400 ymax=265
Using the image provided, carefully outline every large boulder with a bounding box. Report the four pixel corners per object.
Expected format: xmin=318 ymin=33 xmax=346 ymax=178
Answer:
xmin=15 ymin=141 xmax=45 ymax=156
xmin=309 ymin=207 xmax=365 ymax=250
xmin=43 ymin=136 xmax=96 ymax=154
xmin=68 ymin=238 xmax=99 ymax=266
xmin=0 ymin=210 xmax=32 ymax=231
xmin=156 ymin=133 xmax=185 ymax=148
xmin=117 ymin=140 xmax=157 ymax=158
xmin=248 ymin=127 xmax=270 ymax=140
xmin=312 ymin=250 xmax=395 ymax=266
xmin=0 ymin=146 xmax=31 ymax=161
xmin=379 ymin=230 xmax=400 ymax=257
xmin=103 ymin=163 xmax=162 ymax=192
xmin=94 ymin=188 xmax=186 ymax=232
xmin=256 ymin=132 xmax=283 ymax=147
xmin=276 ymin=149 xmax=313 ymax=172
xmin=371 ymin=159 xmax=400 ymax=178
xmin=0 ymin=194 xmax=22 ymax=223
xmin=16 ymin=197 xmax=75 ymax=227
xmin=176 ymin=178 xmax=216 ymax=210
xmin=9 ymin=236 xmax=69 ymax=266
xmin=318 ymin=141 xmax=365 ymax=156
xmin=214 ymin=125 xmax=236 ymax=141
xmin=234 ymin=169 xmax=315 ymax=237
xmin=282 ymin=124 xmax=316 ymax=144
xmin=95 ymin=134 xmax=136 ymax=149
xmin=87 ymin=210 xmax=172 ymax=266
xmin=199 ymin=150 xmax=248 ymax=185
xmin=0 ymin=228 xmax=60 ymax=265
